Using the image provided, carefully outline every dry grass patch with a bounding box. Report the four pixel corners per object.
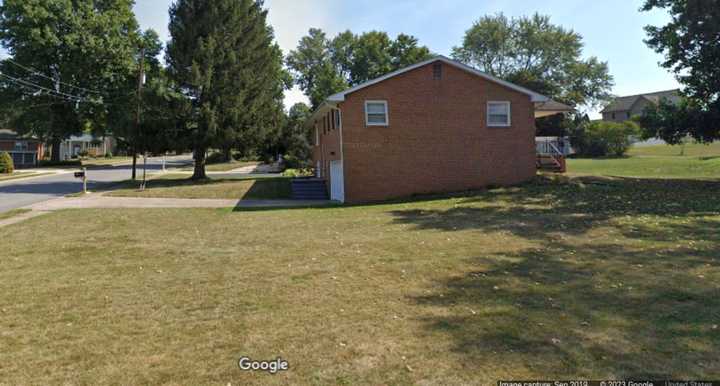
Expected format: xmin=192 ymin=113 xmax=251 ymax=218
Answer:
xmin=0 ymin=208 xmax=31 ymax=221
xmin=106 ymin=174 xmax=292 ymax=200
xmin=0 ymin=171 xmax=55 ymax=182
xmin=180 ymin=161 xmax=260 ymax=172
xmin=1 ymin=176 xmax=719 ymax=384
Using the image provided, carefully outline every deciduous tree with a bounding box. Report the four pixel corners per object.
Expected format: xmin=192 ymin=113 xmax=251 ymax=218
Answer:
xmin=452 ymin=13 xmax=613 ymax=111
xmin=287 ymin=29 xmax=432 ymax=110
xmin=639 ymin=0 xmax=720 ymax=144
xmin=0 ymin=0 xmax=140 ymax=162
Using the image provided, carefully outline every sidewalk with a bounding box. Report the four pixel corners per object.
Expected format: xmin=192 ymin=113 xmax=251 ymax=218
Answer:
xmin=0 ymin=210 xmax=51 ymax=228
xmin=0 ymin=194 xmax=333 ymax=228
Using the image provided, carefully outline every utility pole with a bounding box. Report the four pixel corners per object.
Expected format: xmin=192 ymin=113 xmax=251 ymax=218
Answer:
xmin=133 ymin=46 xmax=145 ymax=183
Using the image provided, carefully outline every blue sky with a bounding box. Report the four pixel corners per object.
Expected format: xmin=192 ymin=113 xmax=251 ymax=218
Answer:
xmin=136 ymin=0 xmax=679 ymax=117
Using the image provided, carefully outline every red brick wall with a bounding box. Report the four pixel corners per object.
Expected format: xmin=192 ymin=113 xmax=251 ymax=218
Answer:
xmin=0 ymin=140 xmax=41 ymax=153
xmin=338 ymin=61 xmax=537 ymax=203
xmin=311 ymin=109 xmax=342 ymax=182
xmin=0 ymin=140 xmax=13 ymax=151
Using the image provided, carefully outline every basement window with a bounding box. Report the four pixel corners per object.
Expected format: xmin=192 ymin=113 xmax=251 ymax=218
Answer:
xmin=487 ymin=101 xmax=511 ymax=127
xmin=365 ymin=100 xmax=389 ymax=126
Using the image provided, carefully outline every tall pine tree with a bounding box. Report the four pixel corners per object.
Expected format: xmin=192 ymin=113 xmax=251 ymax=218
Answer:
xmin=167 ymin=0 xmax=287 ymax=179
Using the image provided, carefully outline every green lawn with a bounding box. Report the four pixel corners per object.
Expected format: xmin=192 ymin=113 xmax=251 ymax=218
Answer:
xmin=107 ymin=174 xmax=292 ymax=200
xmin=628 ymin=141 xmax=720 ymax=157
xmin=82 ymin=156 xmax=134 ymax=167
xmin=181 ymin=161 xmax=260 ymax=172
xmin=2 ymin=175 xmax=718 ymax=384
xmin=568 ymin=142 xmax=720 ymax=179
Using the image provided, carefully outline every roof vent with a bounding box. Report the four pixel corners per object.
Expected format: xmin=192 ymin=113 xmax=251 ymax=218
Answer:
xmin=433 ymin=63 xmax=442 ymax=80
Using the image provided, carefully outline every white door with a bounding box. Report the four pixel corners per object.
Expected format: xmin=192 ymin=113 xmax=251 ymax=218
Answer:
xmin=329 ymin=160 xmax=345 ymax=202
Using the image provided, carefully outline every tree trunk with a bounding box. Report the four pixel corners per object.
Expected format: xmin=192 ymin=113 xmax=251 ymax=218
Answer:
xmin=192 ymin=147 xmax=207 ymax=180
xmin=223 ymin=146 xmax=232 ymax=162
xmin=131 ymin=149 xmax=137 ymax=180
xmin=51 ymin=137 xmax=62 ymax=163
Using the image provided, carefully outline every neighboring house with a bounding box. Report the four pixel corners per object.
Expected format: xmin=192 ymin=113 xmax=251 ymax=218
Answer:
xmin=601 ymin=89 xmax=681 ymax=122
xmin=58 ymin=134 xmax=116 ymax=160
xmin=0 ymin=129 xmax=44 ymax=168
xmin=307 ymin=55 xmax=571 ymax=203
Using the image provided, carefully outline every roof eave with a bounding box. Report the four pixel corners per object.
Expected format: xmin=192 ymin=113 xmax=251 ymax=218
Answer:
xmin=305 ymin=101 xmax=339 ymax=128
xmin=323 ymin=55 xmax=551 ymax=105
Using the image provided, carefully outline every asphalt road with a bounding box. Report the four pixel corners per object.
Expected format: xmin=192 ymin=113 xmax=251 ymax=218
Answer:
xmin=0 ymin=155 xmax=193 ymax=213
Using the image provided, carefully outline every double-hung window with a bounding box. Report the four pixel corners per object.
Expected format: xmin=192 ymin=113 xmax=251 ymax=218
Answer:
xmin=14 ymin=141 xmax=28 ymax=151
xmin=365 ymin=100 xmax=388 ymax=126
xmin=487 ymin=101 xmax=511 ymax=127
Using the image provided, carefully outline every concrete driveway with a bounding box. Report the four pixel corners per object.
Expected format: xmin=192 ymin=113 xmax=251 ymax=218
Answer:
xmin=0 ymin=155 xmax=193 ymax=213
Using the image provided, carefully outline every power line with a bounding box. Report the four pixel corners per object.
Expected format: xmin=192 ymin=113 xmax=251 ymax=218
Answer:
xmin=3 ymin=58 xmax=103 ymax=94
xmin=1 ymin=73 xmax=137 ymax=109
xmin=0 ymin=72 xmax=88 ymax=102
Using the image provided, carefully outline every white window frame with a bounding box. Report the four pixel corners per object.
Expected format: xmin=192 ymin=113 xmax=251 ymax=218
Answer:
xmin=487 ymin=101 xmax=511 ymax=127
xmin=365 ymin=100 xmax=389 ymax=127
xmin=314 ymin=125 xmax=319 ymax=146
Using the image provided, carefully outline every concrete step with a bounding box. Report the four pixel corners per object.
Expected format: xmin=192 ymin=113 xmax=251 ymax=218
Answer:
xmin=291 ymin=179 xmax=328 ymax=200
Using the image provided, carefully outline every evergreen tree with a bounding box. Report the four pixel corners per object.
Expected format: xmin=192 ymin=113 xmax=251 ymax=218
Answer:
xmin=167 ymin=0 xmax=288 ymax=179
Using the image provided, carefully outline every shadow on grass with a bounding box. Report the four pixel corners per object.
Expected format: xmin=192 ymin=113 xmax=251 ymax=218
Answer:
xmin=394 ymin=176 xmax=720 ymax=377
xmin=390 ymin=176 xmax=720 ymax=241
xmin=241 ymin=177 xmax=292 ymax=200
xmin=412 ymin=243 xmax=719 ymax=377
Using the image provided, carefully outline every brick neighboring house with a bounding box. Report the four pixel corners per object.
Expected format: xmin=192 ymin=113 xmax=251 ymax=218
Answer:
xmin=601 ymin=89 xmax=680 ymax=122
xmin=307 ymin=55 xmax=570 ymax=203
xmin=0 ymin=129 xmax=44 ymax=168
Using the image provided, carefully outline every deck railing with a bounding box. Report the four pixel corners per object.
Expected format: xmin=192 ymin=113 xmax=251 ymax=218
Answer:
xmin=536 ymin=137 xmax=568 ymax=173
xmin=536 ymin=136 xmax=573 ymax=156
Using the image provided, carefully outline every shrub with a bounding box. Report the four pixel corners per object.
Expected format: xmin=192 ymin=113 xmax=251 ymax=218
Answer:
xmin=205 ymin=152 xmax=226 ymax=165
xmin=0 ymin=152 xmax=14 ymax=174
xmin=105 ymin=152 xmax=113 ymax=158
xmin=571 ymin=121 xmax=640 ymax=157
xmin=282 ymin=168 xmax=314 ymax=177
xmin=78 ymin=150 xmax=89 ymax=158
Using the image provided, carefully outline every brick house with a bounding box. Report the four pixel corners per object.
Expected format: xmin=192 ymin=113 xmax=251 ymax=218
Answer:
xmin=0 ymin=129 xmax=44 ymax=168
xmin=307 ymin=56 xmax=569 ymax=203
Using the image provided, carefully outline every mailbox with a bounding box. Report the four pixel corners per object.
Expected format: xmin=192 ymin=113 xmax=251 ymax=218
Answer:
xmin=74 ymin=171 xmax=85 ymax=178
